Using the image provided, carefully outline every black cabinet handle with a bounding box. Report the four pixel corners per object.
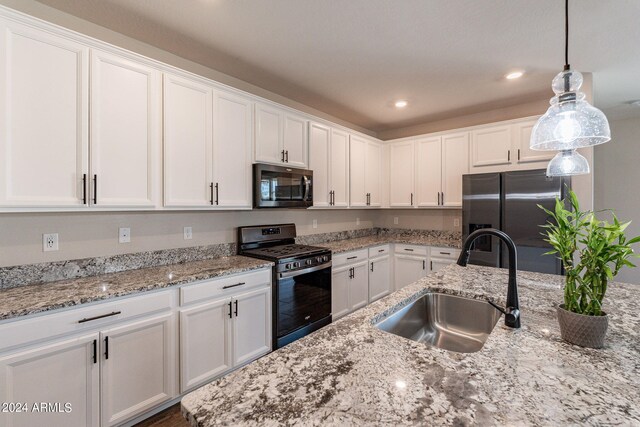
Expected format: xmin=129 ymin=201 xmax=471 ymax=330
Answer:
xmin=430 ymin=260 xmax=433 ymax=271
xmin=441 ymin=192 xmax=444 ymax=205
xmin=508 ymin=150 xmax=511 ymax=162
xmin=518 ymin=149 xmax=521 ymax=161
xmin=210 ymin=183 xmax=214 ymax=205
xmin=215 ymin=183 xmax=219 ymax=205
xmin=104 ymin=336 xmax=109 ymax=360
xmin=370 ymin=262 xmax=374 ymax=272
xmin=82 ymin=173 xmax=87 ymax=205
xmin=439 ymin=252 xmax=451 ymax=255
xmin=404 ymin=248 xmax=414 ymax=252
xmin=423 ymin=260 xmax=426 ymax=270
xmin=78 ymin=311 xmax=121 ymax=323
xmin=93 ymin=174 xmax=97 ymax=204
xmin=92 ymin=339 xmax=97 ymax=364
xmin=285 ymin=150 xmax=289 ymax=163
xmin=378 ymin=249 xmax=384 ymax=252
xmin=234 ymin=300 xmax=238 ymax=317
xmin=228 ymin=301 xmax=232 ymax=318
xmin=281 ymin=150 xmax=285 ymax=162
xmin=347 ymin=256 xmax=357 ymax=260
xmin=351 ymin=267 xmax=355 ymax=279
xmin=411 ymin=193 xmax=413 ymax=206
xmin=222 ymin=282 xmax=245 ymax=290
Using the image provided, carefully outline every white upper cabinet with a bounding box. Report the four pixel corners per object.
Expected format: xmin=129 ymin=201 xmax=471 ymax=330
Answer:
xmin=389 ymin=141 xmax=415 ymax=207
xmin=0 ymin=19 xmax=89 ymax=208
xmin=415 ymin=137 xmax=442 ymax=207
xmin=441 ymin=132 xmax=469 ymax=207
xmin=471 ymin=125 xmax=512 ymax=167
xmin=255 ymin=102 xmax=308 ymax=167
xmin=513 ymin=120 xmax=554 ymax=164
xmin=163 ymin=73 xmax=213 ymax=207
xmin=213 ymin=90 xmax=252 ymax=208
xmin=365 ymin=140 xmax=382 ymax=207
xmin=90 ymin=50 xmax=160 ymax=208
xmin=330 ymin=129 xmax=350 ymax=207
xmin=349 ymin=136 xmax=368 ymax=207
xmin=309 ymin=122 xmax=330 ymax=207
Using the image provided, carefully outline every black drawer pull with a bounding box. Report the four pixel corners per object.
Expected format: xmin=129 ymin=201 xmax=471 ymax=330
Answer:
xmin=82 ymin=173 xmax=87 ymax=204
xmin=439 ymin=252 xmax=451 ymax=255
xmin=378 ymin=249 xmax=385 ymax=252
xmin=228 ymin=301 xmax=232 ymax=318
xmin=92 ymin=339 xmax=97 ymax=364
xmin=347 ymin=256 xmax=357 ymax=260
xmin=104 ymin=336 xmax=109 ymax=360
xmin=222 ymin=282 xmax=246 ymax=290
xmin=78 ymin=311 xmax=121 ymax=323
xmin=404 ymin=248 xmax=414 ymax=252
xmin=234 ymin=300 xmax=238 ymax=317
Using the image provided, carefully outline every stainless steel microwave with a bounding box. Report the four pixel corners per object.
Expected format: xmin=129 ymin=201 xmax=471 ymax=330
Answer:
xmin=253 ymin=164 xmax=313 ymax=209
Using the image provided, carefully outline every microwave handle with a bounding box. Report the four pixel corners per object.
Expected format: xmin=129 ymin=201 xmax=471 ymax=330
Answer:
xmin=302 ymin=175 xmax=310 ymax=201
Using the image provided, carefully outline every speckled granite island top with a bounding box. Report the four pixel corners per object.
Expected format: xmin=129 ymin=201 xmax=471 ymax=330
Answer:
xmin=181 ymin=265 xmax=640 ymax=426
xmin=0 ymin=256 xmax=272 ymax=321
xmin=317 ymin=234 xmax=461 ymax=254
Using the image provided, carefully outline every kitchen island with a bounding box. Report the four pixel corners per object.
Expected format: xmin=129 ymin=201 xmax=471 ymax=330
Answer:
xmin=181 ymin=265 xmax=640 ymax=426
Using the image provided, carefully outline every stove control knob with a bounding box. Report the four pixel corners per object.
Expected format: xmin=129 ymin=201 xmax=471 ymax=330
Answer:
xmin=323 ymin=255 xmax=329 ymax=262
xmin=285 ymin=263 xmax=291 ymax=270
xmin=293 ymin=262 xmax=300 ymax=268
xmin=316 ymin=256 xmax=323 ymax=263
xmin=306 ymin=259 xmax=312 ymax=266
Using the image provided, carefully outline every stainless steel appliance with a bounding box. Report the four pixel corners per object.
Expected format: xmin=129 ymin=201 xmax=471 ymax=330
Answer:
xmin=238 ymin=224 xmax=331 ymax=349
xmin=253 ymin=163 xmax=313 ymax=208
xmin=462 ymin=169 xmax=570 ymax=275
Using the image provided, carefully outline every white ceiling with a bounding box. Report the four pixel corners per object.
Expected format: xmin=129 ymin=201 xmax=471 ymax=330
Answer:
xmin=35 ymin=0 xmax=640 ymax=132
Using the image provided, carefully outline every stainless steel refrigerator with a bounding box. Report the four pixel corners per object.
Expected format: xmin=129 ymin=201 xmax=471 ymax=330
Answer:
xmin=462 ymin=169 xmax=570 ymax=275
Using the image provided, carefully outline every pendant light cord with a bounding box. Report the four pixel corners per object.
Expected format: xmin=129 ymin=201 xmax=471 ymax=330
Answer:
xmin=564 ymin=0 xmax=570 ymax=70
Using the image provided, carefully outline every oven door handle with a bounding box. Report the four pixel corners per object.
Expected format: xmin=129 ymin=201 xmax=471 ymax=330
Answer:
xmin=302 ymin=175 xmax=311 ymax=201
xmin=279 ymin=261 xmax=332 ymax=279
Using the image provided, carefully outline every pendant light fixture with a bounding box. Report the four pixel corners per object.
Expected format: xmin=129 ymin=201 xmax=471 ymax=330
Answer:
xmin=530 ymin=0 xmax=611 ymax=176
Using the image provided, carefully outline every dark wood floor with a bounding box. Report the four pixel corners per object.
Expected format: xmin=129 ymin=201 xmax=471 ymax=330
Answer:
xmin=135 ymin=404 xmax=189 ymax=427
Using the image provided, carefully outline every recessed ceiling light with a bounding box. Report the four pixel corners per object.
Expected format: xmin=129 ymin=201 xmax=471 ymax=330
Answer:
xmin=505 ymin=71 xmax=524 ymax=80
xmin=394 ymin=100 xmax=408 ymax=108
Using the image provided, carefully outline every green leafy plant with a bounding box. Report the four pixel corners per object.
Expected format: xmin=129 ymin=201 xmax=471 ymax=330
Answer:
xmin=539 ymin=189 xmax=640 ymax=316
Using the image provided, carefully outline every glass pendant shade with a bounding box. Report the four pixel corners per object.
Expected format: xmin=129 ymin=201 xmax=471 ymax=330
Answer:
xmin=546 ymin=149 xmax=590 ymax=176
xmin=530 ymin=70 xmax=611 ymax=151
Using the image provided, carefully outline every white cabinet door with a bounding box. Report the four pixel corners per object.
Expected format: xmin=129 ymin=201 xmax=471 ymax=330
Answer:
xmin=254 ymin=103 xmax=283 ymax=164
xmin=430 ymin=258 xmax=454 ymax=273
xmin=415 ymin=137 xmax=442 ymax=207
xmin=513 ymin=120 xmax=554 ymax=164
xmin=369 ymin=256 xmax=391 ymax=302
xmin=350 ymin=262 xmax=369 ymax=311
xmin=442 ymin=132 xmax=469 ymax=207
xmin=389 ymin=141 xmax=415 ymax=207
xmin=213 ymin=90 xmax=252 ymax=208
xmin=330 ymin=129 xmax=350 ymax=207
xmin=163 ymin=73 xmax=213 ymax=207
xmin=366 ymin=140 xmax=383 ymax=206
xmin=100 ymin=313 xmax=176 ymax=427
xmin=283 ymin=114 xmax=307 ymax=168
xmin=179 ymin=297 xmax=232 ymax=392
xmin=0 ymin=334 xmax=99 ymax=427
xmin=394 ymin=255 xmax=427 ymax=290
xmin=349 ymin=136 xmax=367 ymax=207
xmin=0 ymin=19 xmax=89 ymax=208
xmin=331 ymin=265 xmax=351 ymax=320
xmin=90 ymin=50 xmax=160 ymax=208
xmin=309 ymin=122 xmax=330 ymax=207
xmin=471 ymin=125 xmax=512 ymax=167
xmin=232 ymin=286 xmax=271 ymax=367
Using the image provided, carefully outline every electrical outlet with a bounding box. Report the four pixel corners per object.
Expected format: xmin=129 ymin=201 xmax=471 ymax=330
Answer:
xmin=312 ymin=219 xmax=318 ymax=229
xmin=119 ymin=227 xmax=131 ymax=243
xmin=454 ymin=218 xmax=460 ymax=227
xmin=43 ymin=233 xmax=59 ymax=252
xmin=184 ymin=226 xmax=193 ymax=240
xmin=394 ymin=217 xmax=399 ymax=225
xmin=356 ymin=218 xmax=360 ymax=226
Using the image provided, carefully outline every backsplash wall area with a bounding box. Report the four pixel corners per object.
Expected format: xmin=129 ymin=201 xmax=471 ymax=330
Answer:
xmin=0 ymin=209 xmax=461 ymax=268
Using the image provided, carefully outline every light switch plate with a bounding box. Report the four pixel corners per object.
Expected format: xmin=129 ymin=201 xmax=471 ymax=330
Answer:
xmin=43 ymin=233 xmax=59 ymax=252
xmin=394 ymin=217 xmax=399 ymax=225
xmin=184 ymin=226 xmax=193 ymax=240
xmin=312 ymin=219 xmax=317 ymax=229
xmin=119 ymin=227 xmax=131 ymax=243
xmin=454 ymin=218 xmax=460 ymax=227
xmin=356 ymin=218 xmax=360 ymax=226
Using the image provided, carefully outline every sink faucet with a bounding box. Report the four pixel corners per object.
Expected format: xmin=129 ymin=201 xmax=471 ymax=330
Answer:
xmin=457 ymin=228 xmax=521 ymax=328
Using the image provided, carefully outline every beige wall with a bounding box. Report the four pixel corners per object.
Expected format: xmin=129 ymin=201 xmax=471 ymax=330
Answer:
xmin=376 ymin=209 xmax=461 ymax=232
xmin=594 ymin=116 xmax=640 ymax=285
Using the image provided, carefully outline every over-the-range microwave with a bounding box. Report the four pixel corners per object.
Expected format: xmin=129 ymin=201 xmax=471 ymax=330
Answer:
xmin=253 ymin=163 xmax=313 ymax=209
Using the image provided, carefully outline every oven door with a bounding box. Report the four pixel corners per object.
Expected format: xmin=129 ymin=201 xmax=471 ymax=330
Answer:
xmin=276 ymin=262 xmax=331 ymax=340
xmin=254 ymin=163 xmax=313 ymax=208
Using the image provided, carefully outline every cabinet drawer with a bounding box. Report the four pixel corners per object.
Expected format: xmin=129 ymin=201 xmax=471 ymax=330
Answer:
xmin=368 ymin=245 xmax=390 ymax=258
xmin=332 ymin=249 xmax=368 ymax=267
xmin=394 ymin=244 xmax=428 ymax=256
xmin=180 ymin=268 xmax=271 ymax=306
xmin=429 ymin=247 xmax=460 ymax=260
xmin=0 ymin=290 xmax=174 ymax=353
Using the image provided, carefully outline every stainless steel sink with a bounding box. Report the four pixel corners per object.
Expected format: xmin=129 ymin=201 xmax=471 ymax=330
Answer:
xmin=375 ymin=293 xmax=502 ymax=353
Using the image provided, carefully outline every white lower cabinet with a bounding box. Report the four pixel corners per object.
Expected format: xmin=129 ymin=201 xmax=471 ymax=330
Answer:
xmin=331 ymin=261 xmax=368 ymax=320
xmin=369 ymin=255 xmax=391 ymax=302
xmin=0 ymin=333 xmax=100 ymax=427
xmin=100 ymin=313 xmax=176 ymax=427
xmin=429 ymin=247 xmax=461 ymax=273
xmin=394 ymin=254 xmax=427 ymax=290
xmin=179 ymin=271 xmax=271 ymax=393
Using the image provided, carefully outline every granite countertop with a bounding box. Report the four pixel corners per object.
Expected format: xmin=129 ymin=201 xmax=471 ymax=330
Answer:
xmin=317 ymin=234 xmax=461 ymax=254
xmin=181 ymin=265 xmax=640 ymax=426
xmin=0 ymin=256 xmax=272 ymax=321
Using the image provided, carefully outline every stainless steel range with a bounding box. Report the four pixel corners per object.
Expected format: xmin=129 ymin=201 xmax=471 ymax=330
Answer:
xmin=237 ymin=224 xmax=332 ymax=349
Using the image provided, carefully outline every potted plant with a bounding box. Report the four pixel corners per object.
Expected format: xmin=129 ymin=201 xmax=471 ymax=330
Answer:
xmin=539 ymin=189 xmax=639 ymax=348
